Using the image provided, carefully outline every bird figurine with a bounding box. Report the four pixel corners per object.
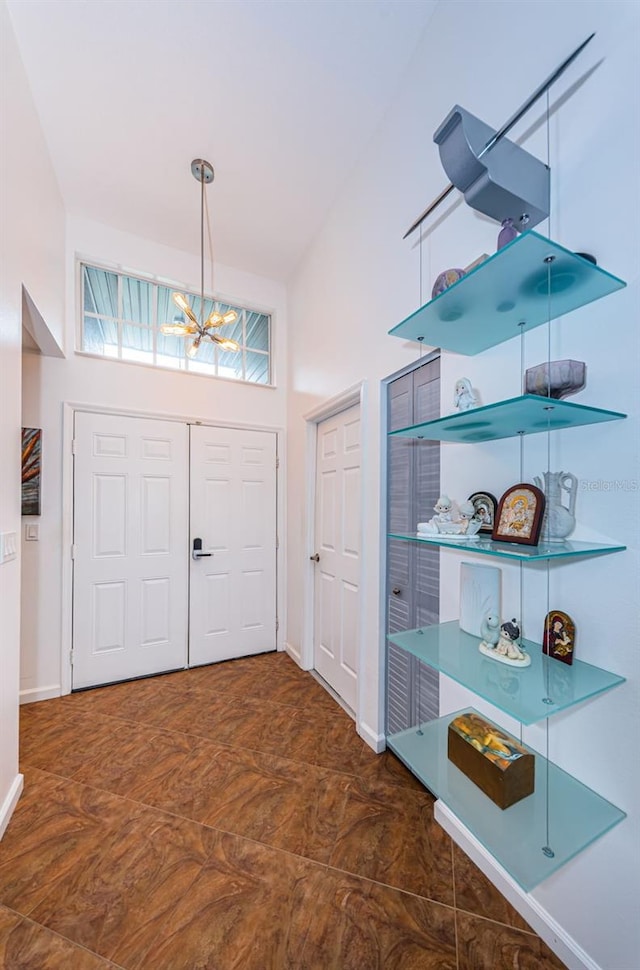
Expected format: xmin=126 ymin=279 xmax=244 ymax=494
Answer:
xmin=480 ymin=613 xmax=500 ymax=647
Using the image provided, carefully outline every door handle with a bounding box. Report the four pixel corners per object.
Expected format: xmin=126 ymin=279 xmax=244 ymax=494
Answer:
xmin=192 ymin=537 xmax=212 ymax=561
xmin=310 ymin=553 xmax=320 ymax=562
xmin=392 ymin=587 xmax=401 ymax=596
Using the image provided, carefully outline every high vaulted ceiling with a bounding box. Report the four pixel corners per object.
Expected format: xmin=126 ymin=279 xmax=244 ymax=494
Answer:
xmin=8 ymin=0 xmax=438 ymax=281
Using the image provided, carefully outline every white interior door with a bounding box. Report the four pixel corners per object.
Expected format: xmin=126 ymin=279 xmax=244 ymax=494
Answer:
xmin=312 ymin=404 xmax=361 ymax=710
xmin=188 ymin=425 xmax=277 ymax=666
xmin=72 ymin=412 xmax=189 ymax=689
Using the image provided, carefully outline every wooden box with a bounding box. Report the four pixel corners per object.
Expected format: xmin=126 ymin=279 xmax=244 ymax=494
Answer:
xmin=447 ymin=712 xmax=535 ymax=809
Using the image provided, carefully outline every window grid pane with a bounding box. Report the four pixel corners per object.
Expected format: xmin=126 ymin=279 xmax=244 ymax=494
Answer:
xmin=80 ymin=262 xmax=271 ymax=386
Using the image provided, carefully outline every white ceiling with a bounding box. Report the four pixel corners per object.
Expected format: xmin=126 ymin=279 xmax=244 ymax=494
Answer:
xmin=8 ymin=0 xmax=438 ymax=281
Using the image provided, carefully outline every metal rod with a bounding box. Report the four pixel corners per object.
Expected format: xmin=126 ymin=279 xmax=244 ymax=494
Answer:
xmin=403 ymin=33 xmax=595 ymax=240
xmin=200 ymin=166 xmax=205 ymax=334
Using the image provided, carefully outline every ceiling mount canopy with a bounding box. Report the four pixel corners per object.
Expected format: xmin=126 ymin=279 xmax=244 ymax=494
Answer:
xmin=160 ymin=158 xmax=239 ymax=358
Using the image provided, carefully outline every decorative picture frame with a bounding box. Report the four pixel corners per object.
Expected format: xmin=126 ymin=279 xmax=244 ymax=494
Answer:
xmin=467 ymin=491 xmax=498 ymax=534
xmin=492 ymin=483 xmax=545 ymax=546
xmin=21 ymin=428 xmax=42 ymax=516
xmin=543 ymin=610 xmax=575 ymax=665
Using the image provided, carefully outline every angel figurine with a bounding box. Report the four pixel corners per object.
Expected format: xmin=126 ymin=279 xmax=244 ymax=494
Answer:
xmin=453 ymin=378 xmax=479 ymax=412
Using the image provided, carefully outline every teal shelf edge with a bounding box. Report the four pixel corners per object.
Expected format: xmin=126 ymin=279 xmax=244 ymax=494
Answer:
xmin=389 ymin=394 xmax=626 ymax=443
xmin=388 ymin=532 xmax=626 ymax=562
xmin=387 ymin=708 xmax=626 ymax=891
xmin=388 ymin=231 xmax=626 ymax=356
xmin=388 ymin=621 xmax=625 ymax=725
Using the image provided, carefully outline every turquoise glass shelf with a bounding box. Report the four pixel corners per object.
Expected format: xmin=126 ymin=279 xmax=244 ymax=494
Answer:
xmin=389 ymin=231 xmax=626 ymax=355
xmin=387 ymin=708 xmax=626 ymax=890
xmin=389 ymin=394 xmax=626 ymax=443
xmin=388 ymin=622 xmax=625 ymax=725
xmin=388 ymin=532 xmax=626 ymax=562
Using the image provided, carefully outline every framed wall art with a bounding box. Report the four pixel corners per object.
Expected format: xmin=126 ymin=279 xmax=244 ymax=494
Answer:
xmin=468 ymin=491 xmax=498 ymax=534
xmin=21 ymin=427 xmax=42 ymax=516
xmin=492 ymin=483 xmax=545 ymax=546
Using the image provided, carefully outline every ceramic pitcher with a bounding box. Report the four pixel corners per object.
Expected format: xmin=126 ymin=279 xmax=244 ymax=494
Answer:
xmin=534 ymin=471 xmax=577 ymax=541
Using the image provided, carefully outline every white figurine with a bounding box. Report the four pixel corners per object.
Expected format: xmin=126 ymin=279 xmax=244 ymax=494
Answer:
xmin=433 ymin=495 xmax=454 ymax=525
xmin=417 ymin=495 xmax=481 ymax=539
xmin=479 ymin=615 xmax=531 ymax=667
xmin=453 ymin=377 xmax=479 ymax=412
xmin=480 ymin=612 xmax=500 ymax=647
xmin=458 ymin=500 xmax=482 ymax=536
xmin=418 ymin=495 xmax=455 ymax=533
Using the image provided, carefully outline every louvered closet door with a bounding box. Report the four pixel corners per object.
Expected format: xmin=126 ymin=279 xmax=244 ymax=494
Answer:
xmin=72 ymin=412 xmax=189 ymax=689
xmin=386 ymin=358 xmax=440 ymax=734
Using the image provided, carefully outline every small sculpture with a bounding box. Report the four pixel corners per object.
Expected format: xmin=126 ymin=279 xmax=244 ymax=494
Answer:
xmin=458 ymin=501 xmax=483 ymax=537
xmin=479 ymin=615 xmax=531 ymax=667
xmin=480 ymin=612 xmax=500 ymax=647
xmin=418 ymin=496 xmax=481 ymax=539
xmin=453 ymin=377 xmax=480 ymax=412
xmin=432 ymin=268 xmax=465 ymax=299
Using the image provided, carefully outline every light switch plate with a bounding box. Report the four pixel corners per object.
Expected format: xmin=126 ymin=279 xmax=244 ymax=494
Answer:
xmin=25 ymin=523 xmax=39 ymax=541
xmin=0 ymin=531 xmax=18 ymax=563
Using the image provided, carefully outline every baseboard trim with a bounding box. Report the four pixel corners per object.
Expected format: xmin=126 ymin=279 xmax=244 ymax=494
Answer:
xmin=0 ymin=774 xmax=24 ymax=840
xmin=435 ymin=802 xmax=599 ymax=970
xmin=284 ymin=641 xmax=307 ymax=668
xmin=20 ymin=685 xmax=62 ymax=705
xmin=358 ymin=720 xmax=385 ymax=754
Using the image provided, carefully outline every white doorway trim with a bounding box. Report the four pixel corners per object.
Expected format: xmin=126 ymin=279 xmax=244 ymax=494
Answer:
xmin=60 ymin=401 xmax=285 ymax=697
xmin=299 ymin=381 xmax=367 ymax=724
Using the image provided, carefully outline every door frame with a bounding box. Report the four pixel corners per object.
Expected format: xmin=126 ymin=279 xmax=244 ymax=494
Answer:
xmin=60 ymin=401 xmax=285 ymax=695
xmin=298 ymin=382 xmax=367 ymax=720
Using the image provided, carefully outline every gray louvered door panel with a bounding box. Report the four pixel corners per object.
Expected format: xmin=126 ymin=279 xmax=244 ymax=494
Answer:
xmin=387 ymin=375 xmax=414 ymax=733
xmin=386 ymin=357 xmax=440 ymax=736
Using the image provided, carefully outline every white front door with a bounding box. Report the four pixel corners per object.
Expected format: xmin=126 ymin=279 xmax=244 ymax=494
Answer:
xmin=312 ymin=404 xmax=361 ymax=710
xmin=188 ymin=424 xmax=277 ymax=666
xmin=72 ymin=412 xmax=189 ymax=689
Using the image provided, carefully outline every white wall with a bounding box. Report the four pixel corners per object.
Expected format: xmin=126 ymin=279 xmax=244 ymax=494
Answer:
xmin=0 ymin=0 xmax=65 ymax=832
xmin=287 ymin=2 xmax=640 ymax=968
xmin=21 ymin=214 xmax=287 ymax=700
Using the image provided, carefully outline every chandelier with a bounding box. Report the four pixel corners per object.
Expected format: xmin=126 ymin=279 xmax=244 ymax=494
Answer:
xmin=160 ymin=159 xmax=239 ymax=359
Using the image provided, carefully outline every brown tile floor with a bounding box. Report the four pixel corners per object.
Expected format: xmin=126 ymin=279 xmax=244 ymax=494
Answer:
xmin=0 ymin=652 xmax=567 ymax=969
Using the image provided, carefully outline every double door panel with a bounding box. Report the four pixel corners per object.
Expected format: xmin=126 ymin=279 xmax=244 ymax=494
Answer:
xmin=72 ymin=413 xmax=276 ymax=689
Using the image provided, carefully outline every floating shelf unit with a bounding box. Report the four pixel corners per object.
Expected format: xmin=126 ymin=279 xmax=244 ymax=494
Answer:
xmin=386 ymin=231 xmax=627 ymax=890
xmin=388 ymin=622 xmax=625 ymax=725
xmin=388 ymin=230 xmax=626 ymax=355
xmin=387 ymin=709 xmax=626 ymax=891
xmin=388 ymin=532 xmax=626 ymax=562
xmin=389 ymin=394 xmax=626 ymax=443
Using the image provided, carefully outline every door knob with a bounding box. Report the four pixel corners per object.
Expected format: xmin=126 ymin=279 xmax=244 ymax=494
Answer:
xmin=310 ymin=553 xmax=320 ymax=562
xmin=392 ymin=587 xmax=401 ymax=596
xmin=192 ymin=537 xmax=212 ymax=560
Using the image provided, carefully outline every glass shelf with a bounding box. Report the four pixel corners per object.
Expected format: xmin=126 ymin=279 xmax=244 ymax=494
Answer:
xmin=388 ymin=621 xmax=625 ymax=725
xmin=388 ymin=231 xmax=626 ymax=355
xmin=388 ymin=532 xmax=626 ymax=562
xmin=389 ymin=394 xmax=626 ymax=443
xmin=387 ymin=708 xmax=626 ymax=890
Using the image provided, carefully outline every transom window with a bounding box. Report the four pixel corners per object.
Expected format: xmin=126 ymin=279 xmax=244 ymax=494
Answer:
xmin=80 ymin=262 xmax=271 ymax=385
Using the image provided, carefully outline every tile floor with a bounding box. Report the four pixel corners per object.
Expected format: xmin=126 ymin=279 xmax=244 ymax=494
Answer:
xmin=0 ymin=651 xmax=567 ymax=969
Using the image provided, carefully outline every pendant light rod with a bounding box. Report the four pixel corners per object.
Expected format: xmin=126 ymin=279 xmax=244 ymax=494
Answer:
xmin=402 ymin=33 xmax=595 ymax=240
xmin=190 ymin=158 xmax=215 ymax=326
